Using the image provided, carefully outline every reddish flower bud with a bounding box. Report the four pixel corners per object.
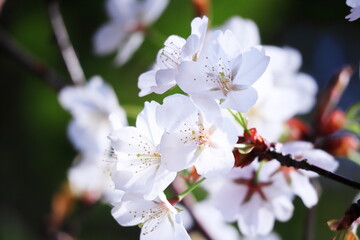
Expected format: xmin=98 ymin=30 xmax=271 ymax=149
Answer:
xmin=319 ymin=110 xmax=346 ymax=136
xmin=317 ymin=134 xmax=359 ymax=157
xmin=286 ymin=117 xmax=310 ymax=141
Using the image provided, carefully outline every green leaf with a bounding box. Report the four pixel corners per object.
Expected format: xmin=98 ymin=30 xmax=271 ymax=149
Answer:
xmin=348 ymin=150 xmax=360 ymax=166
xmin=346 ymin=103 xmax=360 ymax=136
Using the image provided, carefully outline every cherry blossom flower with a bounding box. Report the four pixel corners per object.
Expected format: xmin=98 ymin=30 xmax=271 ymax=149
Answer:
xmin=218 ymin=16 xmax=317 ymax=141
xmin=269 ymin=141 xmax=339 ymax=208
xmin=138 ymin=16 xmax=208 ymax=96
xmin=59 ymin=76 xmax=127 ymax=154
xmin=157 ymin=94 xmax=238 ymax=178
xmin=176 ymin=30 xmax=270 ymax=113
xmin=206 ymin=161 xmax=294 ymax=237
xmin=108 ymin=101 xmax=177 ymax=200
xmin=93 ymin=0 xmax=169 ymax=65
xmin=67 ymin=154 xmax=124 ymax=204
xmin=346 ymin=0 xmax=360 ymax=21
xmin=59 ymin=76 xmax=127 ymax=203
xmin=111 ymin=193 xmax=190 ymax=240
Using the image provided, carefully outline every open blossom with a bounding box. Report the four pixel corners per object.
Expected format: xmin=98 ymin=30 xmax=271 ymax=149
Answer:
xmin=108 ymin=101 xmax=177 ymax=200
xmin=93 ymin=0 xmax=169 ymax=65
xmin=157 ymin=94 xmax=238 ymax=178
xmin=68 ymin=154 xmax=124 ymax=204
xmin=111 ymin=193 xmax=190 ymax=240
xmin=59 ymin=76 xmax=127 ymax=154
xmin=346 ymin=0 xmax=360 ymax=21
xmin=176 ymin=29 xmax=270 ymax=113
xmin=206 ymin=161 xmax=294 ymax=237
xmin=138 ymin=16 xmax=208 ymax=96
xmin=218 ymin=16 xmax=317 ymax=141
xmin=59 ymin=76 xmax=127 ymax=203
xmin=269 ymin=141 xmax=339 ymax=208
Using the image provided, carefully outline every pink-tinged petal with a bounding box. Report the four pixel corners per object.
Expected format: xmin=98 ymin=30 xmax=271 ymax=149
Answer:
xmin=153 ymin=69 xmax=177 ymax=94
xmin=290 ymin=171 xmax=318 ymax=208
xmin=233 ymin=47 xmax=270 ymax=87
xmin=160 ymin=132 xmax=198 ymax=172
xmin=93 ymin=22 xmax=125 ymax=55
xmin=138 ymin=70 xmax=157 ymax=97
xmin=114 ymin=32 xmax=144 ymax=66
xmin=220 ymin=87 xmax=258 ymax=112
xmin=194 ymin=146 xmax=234 ymax=178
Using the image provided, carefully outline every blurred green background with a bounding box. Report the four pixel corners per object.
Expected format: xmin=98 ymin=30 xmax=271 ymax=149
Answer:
xmin=0 ymin=0 xmax=359 ymax=239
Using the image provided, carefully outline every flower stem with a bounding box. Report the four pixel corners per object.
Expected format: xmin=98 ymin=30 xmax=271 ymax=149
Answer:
xmin=228 ymin=109 xmax=249 ymax=132
xmin=178 ymin=178 xmax=206 ymax=201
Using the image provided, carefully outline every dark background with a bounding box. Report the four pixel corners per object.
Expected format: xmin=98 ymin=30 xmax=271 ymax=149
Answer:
xmin=0 ymin=0 xmax=359 ymax=239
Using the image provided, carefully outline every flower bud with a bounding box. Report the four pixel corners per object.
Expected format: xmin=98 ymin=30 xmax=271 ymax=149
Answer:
xmin=318 ymin=134 xmax=359 ymax=157
xmin=319 ymin=110 xmax=346 ymax=136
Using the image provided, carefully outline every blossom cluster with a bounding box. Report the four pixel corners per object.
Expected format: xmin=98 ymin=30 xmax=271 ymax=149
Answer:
xmin=55 ymin=1 xmax=360 ymax=239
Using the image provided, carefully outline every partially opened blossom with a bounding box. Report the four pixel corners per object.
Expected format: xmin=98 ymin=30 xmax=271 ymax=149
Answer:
xmin=59 ymin=76 xmax=127 ymax=203
xmin=111 ymin=193 xmax=190 ymax=240
xmin=269 ymin=141 xmax=339 ymax=208
xmin=206 ymin=161 xmax=294 ymax=237
xmin=176 ymin=30 xmax=270 ymax=112
xmin=93 ymin=0 xmax=169 ymax=65
xmin=157 ymin=94 xmax=238 ymax=177
xmin=108 ymin=101 xmax=176 ymax=200
xmin=346 ymin=0 xmax=360 ymax=21
xmin=138 ymin=16 xmax=208 ymax=96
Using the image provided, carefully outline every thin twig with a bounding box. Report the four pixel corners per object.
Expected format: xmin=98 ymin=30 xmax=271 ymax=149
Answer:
xmin=171 ymin=177 xmax=214 ymax=240
xmin=45 ymin=0 xmax=86 ymax=85
xmin=261 ymin=150 xmax=360 ymax=190
xmin=0 ymin=28 xmax=66 ymax=92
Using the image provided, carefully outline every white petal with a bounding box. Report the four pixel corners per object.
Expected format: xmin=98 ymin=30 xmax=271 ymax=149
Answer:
xmin=93 ymin=22 xmax=125 ymax=55
xmin=220 ymin=87 xmax=258 ymax=113
xmin=153 ymin=69 xmax=177 ymax=94
xmin=233 ymin=46 xmax=270 ymax=87
xmin=114 ymin=32 xmax=144 ymax=66
xmin=138 ymin=70 xmax=157 ymax=97
xmin=194 ymin=146 xmax=234 ymax=178
xmin=290 ymin=171 xmax=318 ymax=208
xmin=142 ymin=0 xmax=169 ymax=24
xmin=160 ymin=132 xmax=198 ymax=172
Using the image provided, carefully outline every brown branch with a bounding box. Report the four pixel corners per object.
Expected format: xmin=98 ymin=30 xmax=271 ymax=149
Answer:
xmin=0 ymin=28 xmax=66 ymax=92
xmin=45 ymin=0 xmax=86 ymax=85
xmin=170 ymin=177 xmax=214 ymax=240
xmin=261 ymin=150 xmax=360 ymax=190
